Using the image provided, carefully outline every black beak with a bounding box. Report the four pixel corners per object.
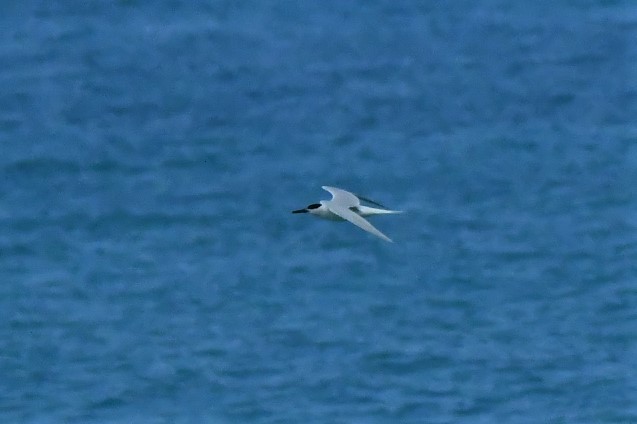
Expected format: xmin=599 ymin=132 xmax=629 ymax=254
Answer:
xmin=292 ymin=208 xmax=308 ymax=214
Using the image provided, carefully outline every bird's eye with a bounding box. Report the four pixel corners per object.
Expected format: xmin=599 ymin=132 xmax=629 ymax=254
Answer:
xmin=307 ymin=203 xmax=321 ymax=210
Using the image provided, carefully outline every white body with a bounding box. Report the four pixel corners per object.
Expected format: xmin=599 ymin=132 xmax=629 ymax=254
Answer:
xmin=310 ymin=202 xmax=400 ymax=221
xmin=298 ymin=186 xmax=401 ymax=242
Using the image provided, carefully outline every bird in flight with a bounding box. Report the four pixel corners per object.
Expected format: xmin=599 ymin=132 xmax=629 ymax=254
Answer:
xmin=292 ymin=186 xmax=402 ymax=242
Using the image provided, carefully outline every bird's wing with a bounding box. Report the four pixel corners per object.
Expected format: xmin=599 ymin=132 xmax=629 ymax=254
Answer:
xmin=322 ymin=186 xmax=360 ymax=207
xmin=355 ymin=195 xmax=388 ymax=209
xmin=327 ymin=203 xmax=393 ymax=242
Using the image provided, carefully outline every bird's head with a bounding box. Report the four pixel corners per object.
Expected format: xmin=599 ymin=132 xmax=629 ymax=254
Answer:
xmin=292 ymin=203 xmax=322 ymax=214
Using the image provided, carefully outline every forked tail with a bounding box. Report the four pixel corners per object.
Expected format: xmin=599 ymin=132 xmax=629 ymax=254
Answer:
xmin=355 ymin=205 xmax=403 ymax=216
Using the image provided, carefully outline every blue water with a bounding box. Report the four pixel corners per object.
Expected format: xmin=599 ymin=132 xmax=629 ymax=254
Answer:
xmin=2 ymin=1 xmax=637 ymax=422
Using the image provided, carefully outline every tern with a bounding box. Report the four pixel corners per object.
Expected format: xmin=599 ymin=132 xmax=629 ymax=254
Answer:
xmin=292 ymin=186 xmax=401 ymax=242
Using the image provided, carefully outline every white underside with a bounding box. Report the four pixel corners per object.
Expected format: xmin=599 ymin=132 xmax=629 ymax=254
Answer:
xmin=311 ymin=204 xmax=400 ymax=220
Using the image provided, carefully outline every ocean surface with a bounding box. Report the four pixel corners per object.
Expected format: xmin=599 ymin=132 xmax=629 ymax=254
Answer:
xmin=1 ymin=1 xmax=637 ymax=423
